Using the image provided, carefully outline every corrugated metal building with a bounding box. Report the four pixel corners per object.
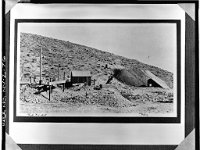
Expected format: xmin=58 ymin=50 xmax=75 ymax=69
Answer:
xmin=71 ymin=71 xmax=91 ymax=85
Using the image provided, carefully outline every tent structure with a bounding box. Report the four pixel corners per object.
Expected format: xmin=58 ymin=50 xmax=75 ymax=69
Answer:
xmin=112 ymin=68 xmax=170 ymax=89
xmin=143 ymin=70 xmax=170 ymax=89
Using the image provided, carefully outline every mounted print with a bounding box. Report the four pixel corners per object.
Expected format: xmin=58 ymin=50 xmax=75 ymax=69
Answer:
xmin=14 ymin=19 xmax=181 ymax=123
xmin=7 ymin=3 xmax=189 ymax=147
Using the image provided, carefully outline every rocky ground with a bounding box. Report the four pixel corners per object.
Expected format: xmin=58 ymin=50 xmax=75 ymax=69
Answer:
xmin=19 ymin=77 xmax=174 ymax=116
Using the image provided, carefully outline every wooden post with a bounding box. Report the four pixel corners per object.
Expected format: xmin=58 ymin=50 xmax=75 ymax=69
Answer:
xmin=63 ymin=72 xmax=65 ymax=80
xmin=39 ymin=47 xmax=42 ymax=85
xmin=63 ymin=72 xmax=65 ymax=92
xmin=58 ymin=64 xmax=61 ymax=81
xmin=49 ymin=78 xmax=51 ymax=101
xmin=33 ymin=75 xmax=36 ymax=83
xmin=21 ymin=63 xmax=24 ymax=81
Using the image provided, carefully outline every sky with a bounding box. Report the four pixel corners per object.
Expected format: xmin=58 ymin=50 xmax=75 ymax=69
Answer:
xmin=19 ymin=22 xmax=177 ymax=72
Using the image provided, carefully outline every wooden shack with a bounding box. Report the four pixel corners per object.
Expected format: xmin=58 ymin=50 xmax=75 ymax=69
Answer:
xmin=71 ymin=71 xmax=91 ymax=85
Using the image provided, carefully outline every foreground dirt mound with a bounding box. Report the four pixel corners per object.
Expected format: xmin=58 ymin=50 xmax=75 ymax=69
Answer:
xmin=20 ymin=82 xmax=174 ymax=115
xmin=59 ymin=87 xmax=135 ymax=108
xmin=120 ymin=88 xmax=173 ymax=103
xmin=20 ymin=85 xmax=49 ymax=103
xmin=90 ymin=88 xmax=135 ymax=108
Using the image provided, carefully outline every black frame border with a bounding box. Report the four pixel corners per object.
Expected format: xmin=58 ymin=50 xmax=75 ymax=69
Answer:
xmin=3 ymin=1 xmax=198 ymax=150
xmin=13 ymin=19 xmax=181 ymax=124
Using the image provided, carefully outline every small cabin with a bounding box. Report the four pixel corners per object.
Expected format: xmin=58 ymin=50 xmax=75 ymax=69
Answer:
xmin=71 ymin=71 xmax=91 ymax=86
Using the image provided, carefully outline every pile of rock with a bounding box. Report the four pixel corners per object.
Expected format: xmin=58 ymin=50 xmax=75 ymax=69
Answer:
xmin=20 ymin=86 xmax=48 ymax=103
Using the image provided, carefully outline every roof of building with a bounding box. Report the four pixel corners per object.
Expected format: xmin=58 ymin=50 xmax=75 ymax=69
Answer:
xmin=71 ymin=71 xmax=91 ymax=77
xmin=50 ymin=80 xmax=66 ymax=85
xmin=109 ymin=64 xmax=125 ymax=70
xmin=144 ymin=70 xmax=170 ymax=89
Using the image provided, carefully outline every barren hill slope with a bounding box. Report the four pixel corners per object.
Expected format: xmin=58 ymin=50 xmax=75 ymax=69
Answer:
xmin=20 ymin=32 xmax=173 ymax=88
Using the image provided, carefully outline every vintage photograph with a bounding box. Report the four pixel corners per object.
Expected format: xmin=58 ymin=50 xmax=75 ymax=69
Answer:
xmin=17 ymin=21 xmax=178 ymax=117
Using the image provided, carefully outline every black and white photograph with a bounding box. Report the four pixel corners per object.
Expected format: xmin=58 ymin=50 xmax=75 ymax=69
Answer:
xmin=8 ymin=3 xmax=194 ymax=147
xmin=16 ymin=20 xmax=180 ymax=118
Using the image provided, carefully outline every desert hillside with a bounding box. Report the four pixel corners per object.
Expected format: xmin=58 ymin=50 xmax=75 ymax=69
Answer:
xmin=20 ymin=32 xmax=173 ymax=88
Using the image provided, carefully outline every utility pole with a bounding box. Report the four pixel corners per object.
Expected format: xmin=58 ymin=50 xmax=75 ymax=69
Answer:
xmin=39 ymin=46 xmax=42 ymax=85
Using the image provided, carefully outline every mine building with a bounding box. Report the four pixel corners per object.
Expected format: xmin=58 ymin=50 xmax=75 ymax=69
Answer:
xmin=144 ymin=70 xmax=170 ymax=89
xmin=71 ymin=71 xmax=91 ymax=86
xmin=147 ymin=79 xmax=162 ymax=87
